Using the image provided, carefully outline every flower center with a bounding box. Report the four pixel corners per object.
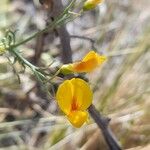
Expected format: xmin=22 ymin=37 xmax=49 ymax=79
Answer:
xmin=71 ymin=97 xmax=79 ymax=111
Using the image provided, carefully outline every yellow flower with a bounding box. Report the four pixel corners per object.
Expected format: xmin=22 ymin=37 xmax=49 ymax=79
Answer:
xmin=0 ymin=45 xmax=6 ymax=55
xmin=60 ymin=51 xmax=106 ymax=74
xmin=83 ymin=0 xmax=103 ymax=11
xmin=56 ymin=78 xmax=93 ymax=128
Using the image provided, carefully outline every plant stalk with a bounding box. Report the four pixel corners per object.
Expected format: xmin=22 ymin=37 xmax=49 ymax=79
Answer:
xmin=88 ymin=104 xmax=122 ymax=150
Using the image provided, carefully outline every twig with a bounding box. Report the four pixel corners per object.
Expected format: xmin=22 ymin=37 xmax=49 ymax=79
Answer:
xmin=9 ymin=0 xmax=76 ymax=49
xmin=32 ymin=33 xmax=46 ymax=65
xmin=70 ymin=35 xmax=97 ymax=50
xmin=88 ymin=104 xmax=122 ymax=150
xmin=50 ymin=0 xmax=73 ymax=63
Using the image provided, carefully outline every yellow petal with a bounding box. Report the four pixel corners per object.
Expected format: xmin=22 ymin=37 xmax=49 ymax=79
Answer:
xmin=67 ymin=111 xmax=88 ymax=128
xmin=60 ymin=51 xmax=106 ymax=74
xmin=56 ymin=80 xmax=73 ymax=114
xmin=92 ymin=0 xmax=103 ymax=5
xmin=83 ymin=50 xmax=106 ymax=63
xmin=73 ymin=58 xmax=98 ymax=72
xmin=97 ymin=54 xmax=107 ymax=64
xmin=82 ymin=51 xmax=97 ymax=62
xmin=73 ymin=51 xmax=106 ymax=72
xmin=70 ymin=78 xmax=93 ymax=110
xmin=73 ymin=51 xmax=98 ymax=72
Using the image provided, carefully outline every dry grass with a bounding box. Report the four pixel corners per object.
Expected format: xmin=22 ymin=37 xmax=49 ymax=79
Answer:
xmin=0 ymin=0 xmax=150 ymax=149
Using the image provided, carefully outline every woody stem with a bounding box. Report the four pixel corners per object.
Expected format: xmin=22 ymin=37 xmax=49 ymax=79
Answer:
xmin=88 ymin=104 xmax=122 ymax=150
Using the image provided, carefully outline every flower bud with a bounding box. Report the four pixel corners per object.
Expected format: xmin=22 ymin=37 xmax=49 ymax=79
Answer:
xmin=83 ymin=0 xmax=103 ymax=11
xmin=60 ymin=64 xmax=74 ymax=75
xmin=0 ymin=45 xmax=6 ymax=55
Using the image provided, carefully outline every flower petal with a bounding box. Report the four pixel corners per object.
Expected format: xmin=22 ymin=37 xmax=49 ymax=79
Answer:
xmin=73 ymin=58 xmax=98 ymax=72
xmin=60 ymin=51 xmax=106 ymax=74
xmin=67 ymin=111 xmax=88 ymax=128
xmin=73 ymin=51 xmax=106 ymax=72
xmin=82 ymin=51 xmax=97 ymax=62
xmin=97 ymin=54 xmax=107 ymax=64
xmin=56 ymin=80 xmax=73 ymax=114
xmin=70 ymin=78 xmax=93 ymax=110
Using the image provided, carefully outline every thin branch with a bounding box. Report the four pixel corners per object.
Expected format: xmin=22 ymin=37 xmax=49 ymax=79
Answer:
xmin=10 ymin=0 xmax=76 ymax=49
xmin=88 ymin=104 xmax=122 ymax=150
xmin=50 ymin=0 xmax=73 ymax=63
xmin=32 ymin=33 xmax=46 ymax=65
xmin=70 ymin=35 xmax=97 ymax=50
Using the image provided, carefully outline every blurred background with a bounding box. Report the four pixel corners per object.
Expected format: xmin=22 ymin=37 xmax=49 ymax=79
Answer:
xmin=0 ymin=0 xmax=150 ymax=149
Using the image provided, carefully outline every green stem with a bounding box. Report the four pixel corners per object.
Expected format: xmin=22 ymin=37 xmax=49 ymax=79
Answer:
xmin=49 ymin=69 xmax=61 ymax=81
xmin=6 ymin=0 xmax=77 ymax=83
xmin=11 ymin=0 xmax=76 ymax=49
xmin=10 ymin=49 xmax=48 ymax=81
xmin=11 ymin=16 xmax=66 ymax=48
xmin=11 ymin=48 xmax=38 ymax=70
